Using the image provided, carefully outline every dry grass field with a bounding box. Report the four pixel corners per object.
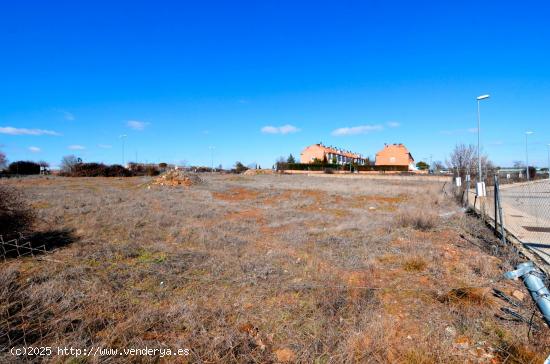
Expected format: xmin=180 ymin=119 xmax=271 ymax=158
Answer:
xmin=1 ymin=174 xmax=549 ymax=363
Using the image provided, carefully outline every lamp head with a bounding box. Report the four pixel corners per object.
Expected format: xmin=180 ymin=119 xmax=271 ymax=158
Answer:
xmin=476 ymin=94 xmax=490 ymax=100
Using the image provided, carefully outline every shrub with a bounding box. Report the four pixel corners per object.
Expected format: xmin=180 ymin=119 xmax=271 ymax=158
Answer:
xmin=145 ymin=166 xmax=160 ymax=176
xmin=395 ymin=209 xmax=438 ymax=231
xmin=8 ymin=161 xmax=40 ymax=175
xmin=127 ymin=163 xmax=160 ymax=176
xmin=0 ymin=185 xmax=34 ymax=238
xmin=62 ymin=163 xmax=134 ymax=177
xmin=402 ymin=257 xmax=427 ymax=272
xmin=105 ymin=164 xmax=133 ymax=177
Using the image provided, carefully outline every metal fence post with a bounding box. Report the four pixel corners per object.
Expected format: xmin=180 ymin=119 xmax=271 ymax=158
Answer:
xmin=465 ymin=174 xmax=470 ymax=208
xmin=495 ymin=175 xmax=506 ymax=244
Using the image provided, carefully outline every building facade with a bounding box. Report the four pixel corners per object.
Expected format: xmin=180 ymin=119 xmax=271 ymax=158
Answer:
xmin=375 ymin=143 xmax=415 ymax=171
xmin=300 ymin=143 xmax=368 ymax=165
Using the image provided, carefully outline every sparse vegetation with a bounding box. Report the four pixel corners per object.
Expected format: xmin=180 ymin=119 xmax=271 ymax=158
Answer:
xmin=0 ymin=174 xmax=547 ymax=362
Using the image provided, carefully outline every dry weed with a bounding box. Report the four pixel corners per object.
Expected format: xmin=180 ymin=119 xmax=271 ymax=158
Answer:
xmin=395 ymin=208 xmax=439 ymax=231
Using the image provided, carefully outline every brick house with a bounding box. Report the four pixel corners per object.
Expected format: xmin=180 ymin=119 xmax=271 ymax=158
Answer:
xmin=375 ymin=143 xmax=416 ymax=171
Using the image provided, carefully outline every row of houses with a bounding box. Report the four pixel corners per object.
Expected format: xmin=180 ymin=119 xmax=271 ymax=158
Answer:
xmin=300 ymin=143 xmax=416 ymax=171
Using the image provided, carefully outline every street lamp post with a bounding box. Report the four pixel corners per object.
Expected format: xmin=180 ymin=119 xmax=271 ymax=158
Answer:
xmin=476 ymin=94 xmax=490 ymax=183
xmin=525 ymin=131 xmax=533 ymax=181
xmin=119 ymin=134 xmax=127 ymax=166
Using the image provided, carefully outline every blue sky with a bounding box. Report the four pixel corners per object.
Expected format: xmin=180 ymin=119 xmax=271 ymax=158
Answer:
xmin=1 ymin=1 xmax=550 ymax=169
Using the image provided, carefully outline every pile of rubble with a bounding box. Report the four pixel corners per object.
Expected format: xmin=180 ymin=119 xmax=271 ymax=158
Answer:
xmin=148 ymin=170 xmax=204 ymax=187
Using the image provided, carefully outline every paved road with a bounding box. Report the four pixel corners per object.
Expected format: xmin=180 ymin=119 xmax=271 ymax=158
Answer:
xmin=498 ymin=180 xmax=550 ymax=263
xmin=500 ymin=179 xmax=550 ymax=220
xmin=468 ymin=179 xmax=550 ymax=264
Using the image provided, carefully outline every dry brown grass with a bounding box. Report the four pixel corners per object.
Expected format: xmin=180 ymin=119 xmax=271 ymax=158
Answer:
xmin=394 ymin=208 xmax=439 ymax=231
xmin=0 ymin=174 xmax=548 ymax=362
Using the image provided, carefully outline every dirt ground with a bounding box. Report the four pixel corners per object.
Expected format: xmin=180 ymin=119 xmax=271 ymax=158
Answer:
xmin=1 ymin=174 xmax=548 ymax=363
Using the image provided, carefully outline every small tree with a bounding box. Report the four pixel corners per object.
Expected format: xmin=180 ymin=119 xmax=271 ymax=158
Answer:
xmin=234 ymin=161 xmax=248 ymax=173
xmin=275 ymin=156 xmax=288 ymax=171
xmin=416 ymin=161 xmax=429 ymax=170
xmin=287 ymin=154 xmax=296 ymax=164
xmin=331 ymin=156 xmax=337 ymax=164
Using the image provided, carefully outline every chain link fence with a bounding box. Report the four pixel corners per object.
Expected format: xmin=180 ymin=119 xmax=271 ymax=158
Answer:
xmin=452 ymin=171 xmax=550 ymax=265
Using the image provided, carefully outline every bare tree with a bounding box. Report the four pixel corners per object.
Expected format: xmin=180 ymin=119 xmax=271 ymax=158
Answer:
xmin=432 ymin=160 xmax=445 ymax=172
xmin=513 ymin=161 xmax=524 ymax=168
xmin=446 ymin=143 xmax=476 ymax=177
xmin=446 ymin=143 xmax=494 ymax=179
xmin=0 ymin=150 xmax=6 ymax=169
xmin=61 ymin=155 xmax=81 ymax=173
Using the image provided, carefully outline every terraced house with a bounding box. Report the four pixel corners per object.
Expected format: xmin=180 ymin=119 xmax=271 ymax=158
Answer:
xmin=300 ymin=143 xmax=368 ymax=165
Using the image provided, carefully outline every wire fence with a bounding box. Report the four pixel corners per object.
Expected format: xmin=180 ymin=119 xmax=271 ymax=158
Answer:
xmin=452 ymin=172 xmax=550 ymax=266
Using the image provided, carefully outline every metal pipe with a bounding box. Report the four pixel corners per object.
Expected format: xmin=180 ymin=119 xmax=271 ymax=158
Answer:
xmin=505 ymin=262 xmax=550 ymax=326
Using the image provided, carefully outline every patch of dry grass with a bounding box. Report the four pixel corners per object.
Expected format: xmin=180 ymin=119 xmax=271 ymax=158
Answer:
xmin=395 ymin=208 xmax=439 ymax=231
xmin=1 ymin=174 xmax=548 ymax=362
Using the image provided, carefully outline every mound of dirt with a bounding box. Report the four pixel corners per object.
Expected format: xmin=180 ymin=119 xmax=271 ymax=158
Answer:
xmin=149 ymin=170 xmax=204 ymax=187
xmin=243 ymin=169 xmax=274 ymax=176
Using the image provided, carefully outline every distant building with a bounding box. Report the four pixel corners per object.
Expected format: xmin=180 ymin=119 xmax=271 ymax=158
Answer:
xmin=375 ymin=143 xmax=415 ymax=171
xmin=300 ymin=143 xmax=368 ymax=165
